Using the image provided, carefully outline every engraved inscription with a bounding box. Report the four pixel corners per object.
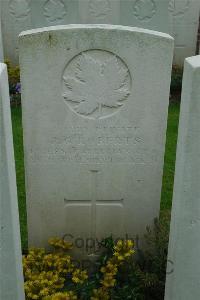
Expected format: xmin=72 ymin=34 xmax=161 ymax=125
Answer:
xmin=43 ymin=0 xmax=67 ymax=23
xmin=89 ymin=0 xmax=111 ymax=19
xmin=168 ymin=0 xmax=190 ymax=17
xmin=9 ymin=0 xmax=30 ymax=20
xmin=133 ymin=0 xmax=156 ymax=21
xmin=62 ymin=50 xmax=131 ymax=119
xmin=27 ymin=126 xmax=156 ymax=165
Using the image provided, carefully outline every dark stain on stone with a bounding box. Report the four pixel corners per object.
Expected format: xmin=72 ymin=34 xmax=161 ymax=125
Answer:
xmin=48 ymin=33 xmax=53 ymax=46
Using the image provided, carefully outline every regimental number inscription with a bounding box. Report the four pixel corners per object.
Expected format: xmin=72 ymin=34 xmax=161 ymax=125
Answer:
xmin=43 ymin=0 xmax=67 ymax=23
xmin=133 ymin=0 xmax=156 ymax=21
xmin=62 ymin=50 xmax=131 ymax=119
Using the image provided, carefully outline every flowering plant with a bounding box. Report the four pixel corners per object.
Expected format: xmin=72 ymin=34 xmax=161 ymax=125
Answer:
xmin=4 ymin=59 xmax=21 ymax=105
xmin=23 ymin=238 xmax=135 ymax=300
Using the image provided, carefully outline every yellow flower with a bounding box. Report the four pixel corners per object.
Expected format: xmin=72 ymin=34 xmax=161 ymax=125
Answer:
xmin=23 ymin=238 xmax=135 ymax=300
xmin=101 ymin=260 xmax=118 ymax=276
xmin=100 ymin=258 xmax=118 ymax=288
xmin=113 ymin=239 xmax=135 ymax=263
xmin=24 ymin=270 xmax=65 ymax=299
xmin=72 ymin=269 xmax=88 ymax=284
xmin=40 ymin=287 xmax=50 ymax=296
xmin=95 ymin=240 xmax=135 ymax=293
xmin=101 ymin=276 xmax=116 ymax=288
xmin=48 ymin=237 xmax=73 ymax=251
xmin=46 ymin=291 xmax=77 ymax=300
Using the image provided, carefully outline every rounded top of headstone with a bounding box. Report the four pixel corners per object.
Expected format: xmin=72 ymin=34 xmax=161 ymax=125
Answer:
xmin=185 ymin=55 xmax=200 ymax=69
xmin=19 ymin=24 xmax=174 ymax=42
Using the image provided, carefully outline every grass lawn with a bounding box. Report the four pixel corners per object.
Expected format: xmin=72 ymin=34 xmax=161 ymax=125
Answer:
xmin=11 ymin=106 xmax=27 ymax=249
xmin=11 ymin=102 xmax=180 ymax=250
xmin=161 ymin=102 xmax=180 ymax=210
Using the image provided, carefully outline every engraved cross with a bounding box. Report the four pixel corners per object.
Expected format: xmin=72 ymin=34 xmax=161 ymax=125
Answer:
xmin=64 ymin=170 xmax=124 ymax=241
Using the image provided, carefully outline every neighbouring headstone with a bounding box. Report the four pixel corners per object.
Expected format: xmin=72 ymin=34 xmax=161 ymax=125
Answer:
xmin=1 ymin=0 xmax=32 ymax=64
xmin=19 ymin=25 xmax=173 ymax=256
xmin=197 ymin=15 xmax=200 ymax=54
xmin=0 ymin=63 xmax=25 ymax=299
xmin=30 ymin=0 xmax=79 ymax=28
xmin=78 ymin=0 xmax=120 ymax=25
xmin=0 ymin=1 xmax=4 ymax=61
xmin=5 ymin=0 xmax=199 ymax=65
xmin=165 ymin=55 xmax=200 ymax=300
xmin=121 ymin=0 xmax=170 ymax=33
xmin=169 ymin=0 xmax=200 ymax=65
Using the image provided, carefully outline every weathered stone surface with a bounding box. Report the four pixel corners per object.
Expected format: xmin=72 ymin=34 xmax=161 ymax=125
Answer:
xmin=1 ymin=0 xmax=32 ymax=64
xmin=169 ymin=0 xmax=200 ymax=65
xmin=121 ymin=0 xmax=170 ymax=33
xmin=30 ymin=0 xmax=78 ymax=28
xmin=165 ymin=55 xmax=200 ymax=300
xmin=79 ymin=0 xmax=120 ymax=24
xmin=0 ymin=1 xmax=4 ymax=61
xmin=19 ymin=25 xmax=173 ymax=256
xmin=4 ymin=0 xmax=199 ymax=65
xmin=0 ymin=63 xmax=25 ymax=299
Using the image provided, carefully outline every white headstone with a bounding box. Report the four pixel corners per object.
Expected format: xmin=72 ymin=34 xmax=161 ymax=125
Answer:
xmin=165 ymin=55 xmax=200 ymax=300
xmin=0 ymin=63 xmax=25 ymax=299
xmin=121 ymin=0 xmax=171 ymax=33
xmin=0 ymin=1 xmax=4 ymax=61
xmin=19 ymin=25 xmax=173 ymax=253
xmin=6 ymin=0 xmax=199 ymax=65
xmin=1 ymin=0 xmax=32 ymax=64
xmin=78 ymin=0 xmax=120 ymax=24
xmin=169 ymin=0 xmax=200 ymax=65
xmin=30 ymin=0 xmax=79 ymax=28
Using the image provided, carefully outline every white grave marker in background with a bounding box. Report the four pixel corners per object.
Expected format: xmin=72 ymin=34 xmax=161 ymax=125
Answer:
xmin=169 ymin=0 xmax=200 ymax=65
xmin=3 ymin=0 xmax=198 ymax=65
xmin=165 ymin=55 xmax=200 ymax=300
xmin=0 ymin=63 xmax=25 ymax=299
xmin=0 ymin=1 xmax=4 ymax=61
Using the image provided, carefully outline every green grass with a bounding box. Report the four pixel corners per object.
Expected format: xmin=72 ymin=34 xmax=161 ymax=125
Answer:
xmin=161 ymin=102 xmax=180 ymax=210
xmin=11 ymin=102 xmax=180 ymax=250
xmin=11 ymin=106 xmax=27 ymax=249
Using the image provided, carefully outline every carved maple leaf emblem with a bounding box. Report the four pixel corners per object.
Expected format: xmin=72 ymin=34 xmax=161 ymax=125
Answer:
xmin=168 ymin=0 xmax=190 ymax=17
xmin=10 ymin=0 xmax=31 ymax=19
xmin=44 ymin=0 xmax=66 ymax=23
xmin=89 ymin=0 xmax=111 ymax=18
xmin=133 ymin=0 xmax=156 ymax=21
xmin=63 ymin=53 xmax=130 ymax=117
